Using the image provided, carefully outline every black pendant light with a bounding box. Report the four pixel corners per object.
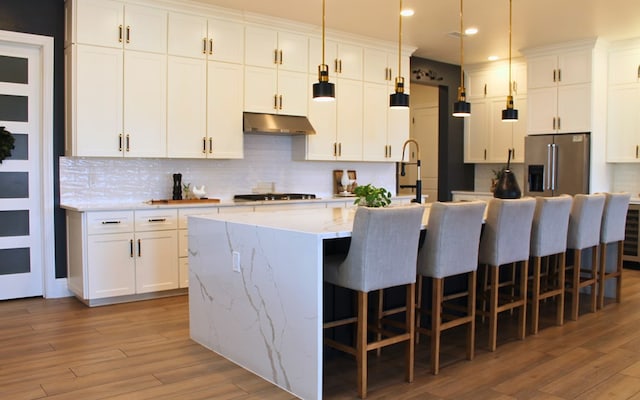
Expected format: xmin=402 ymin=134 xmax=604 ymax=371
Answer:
xmin=390 ymin=0 xmax=409 ymax=109
xmin=502 ymin=0 xmax=518 ymax=122
xmin=313 ymin=0 xmax=335 ymax=102
xmin=452 ymin=0 xmax=470 ymax=118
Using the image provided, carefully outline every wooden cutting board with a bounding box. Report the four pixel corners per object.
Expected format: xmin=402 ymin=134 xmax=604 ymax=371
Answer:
xmin=149 ymin=198 xmax=220 ymax=205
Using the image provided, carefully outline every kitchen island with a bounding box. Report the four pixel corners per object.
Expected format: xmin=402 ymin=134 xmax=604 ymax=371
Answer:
xmin=187 ymin=206 xmax=429 ymax=399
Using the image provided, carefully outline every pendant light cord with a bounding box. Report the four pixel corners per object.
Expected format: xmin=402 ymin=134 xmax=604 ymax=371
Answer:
xmin=508 ymin=0 xmax=513 ymax=97
xmin=398 ymin=0 xmax=402 ymax=77
xmin=459 ymin=0 xmax=464 ymax=88
xmin=322 ymin=0 xmax=326 ymax=66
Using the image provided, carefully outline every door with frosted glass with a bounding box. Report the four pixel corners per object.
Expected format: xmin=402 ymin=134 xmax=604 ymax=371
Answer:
xmin=0 ymin=43 xmax=43 ymax=299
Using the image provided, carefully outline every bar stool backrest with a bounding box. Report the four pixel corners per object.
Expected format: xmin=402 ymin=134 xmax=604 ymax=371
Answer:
xmin=530 ymin=195 xmax=573 ymax=258
xmin=600 ymin=193 xmax=631 ymax=245
xmin=567 ymin=193 xmax=606 ymax=251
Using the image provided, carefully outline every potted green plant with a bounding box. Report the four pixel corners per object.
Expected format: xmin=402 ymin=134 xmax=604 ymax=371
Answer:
xmin=353 ymin=184 xmax=391 ymax=207
xmin=0 ymin=126 xmax=15 ymax=164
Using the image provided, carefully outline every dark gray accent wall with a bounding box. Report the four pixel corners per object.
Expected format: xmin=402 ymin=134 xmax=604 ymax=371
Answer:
xmin=409 ymin=56 xmax=475 ymax=201
xmin=0 ymin=0 xmax=66 ymax=278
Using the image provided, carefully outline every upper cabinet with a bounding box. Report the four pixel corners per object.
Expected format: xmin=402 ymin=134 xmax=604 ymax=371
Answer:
xmin=309 ymin=38 xmax=363 ymax=81
xmin=466 ymin=60 xmax=527 ymax=99
xmin=244 ymin=26 xmax=308 ymax=116
xmin=74 ymin=0 xmax=167 ymax=53
xmin=526 ymin=47 xmax=592 ymax=134
xmin=607 ymin=44 xmax=640 ymax=162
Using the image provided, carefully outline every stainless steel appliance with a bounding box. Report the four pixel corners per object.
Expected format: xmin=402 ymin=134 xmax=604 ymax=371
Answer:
xmin=524 ymin=133 xmax=590 ymax=197
xmin=233 ymin=193 xmax=316 ymax=201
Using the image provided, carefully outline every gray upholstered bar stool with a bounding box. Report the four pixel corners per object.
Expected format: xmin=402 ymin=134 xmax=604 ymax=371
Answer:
xmin=323 ymin=205 xmax=424 ymax=399
xmin=416 ymin=201 xmax=486 ymax=375
xmin=598 ymin=192 xmax=631 ymax=309
xmin=528 ymin=195 xmax=572 ymax=334
xmin=566 ymin=193 xmax=606 ymax=321
xmin=478 ymin=197 xmax=536 ymax=352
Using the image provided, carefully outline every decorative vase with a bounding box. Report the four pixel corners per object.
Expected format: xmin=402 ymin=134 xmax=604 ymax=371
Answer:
xmin=340 ymin=169 xmax=350 ymax=193
xmin=172 ymin=173 xmax=182 ymax=200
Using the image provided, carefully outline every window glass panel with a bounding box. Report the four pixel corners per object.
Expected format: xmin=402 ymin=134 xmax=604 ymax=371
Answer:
xmin=0 ymin=210 xmax=29 ymax=237
xmin=4 ymin=133 xmax=28 ymax=160
xmin=0 ymin=248 xmax=30 ymax=275
xmin=0 ymin=55 xmax=28 ymax=84
xmin=0 ymin=95 xmax=28 ymax=122
xmin=0 ymin=172 xmax=29 ymax=198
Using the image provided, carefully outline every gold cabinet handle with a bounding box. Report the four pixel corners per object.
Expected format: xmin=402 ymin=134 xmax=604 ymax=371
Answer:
xmin=512 ymin=147 xmax=516 ymax=159
xmin=273 ymin=94 xmax=278 ymax=110
xmin=209 ymin=137 xmax=213 ymax=154
xmin=118 ymin=134 xmax=123 ymax=152
xmin=209 ymin=39 xmax=213 ymax=55
xmin=273 ymin=49 xmax=278 ymax=64
xmin=338 ymin=142 xmax=342 ymax=156
xmin=118 ymin=25 xmax=123 ymax=43
xmin=553 ymin=117 xmax=556 ymax=130
xmin=484 ymin=83 xmax=487 ymax=97
xmin=202 ymin=38 xmax=207 ymax=54
xmin=129 ymin=239 xmax=134 ymax=258
xmin=512 ymin=80 xmax=517 ymax=94
xmin=126 ymin=26 xmax=130 ymax=44
xmin=484 ymin=149 xmax=487 ymax=160
xmin=279 ymin=50 xmax=283 ymax=65
xmin=278 ymin=95 xmax=283 ymax=110
xmin=553 ymin=69 xmax=556 ymax=82
xmin=334 ymin=59 xmax=339 ymax=73
xmin=636 ymin=145 xmax=639 ymax=158
xmin=137 ymin=238 xmax=141 ymax=257
xmin=557 ymin=117 xmax=561 ymax=130
xmin=202 ymin=137 xmax=206 ymax=154
xmin=126 ymin=134 xmax=130 ymax=152
xmin=333 ymin=142 xmax=337 ymax=156
xmin=339 ymin=59 xmax=342 ymax=73
xmin=558 ymin=69 xmax=561 ymax=82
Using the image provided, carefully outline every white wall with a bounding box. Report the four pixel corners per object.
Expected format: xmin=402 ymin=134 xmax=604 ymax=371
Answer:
xmin=60 ymin=134 xmax=397 ymax=203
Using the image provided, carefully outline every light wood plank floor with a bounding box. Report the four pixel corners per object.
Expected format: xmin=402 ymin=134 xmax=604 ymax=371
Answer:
xmin=3 ymin=269 xmax=640 ymax=399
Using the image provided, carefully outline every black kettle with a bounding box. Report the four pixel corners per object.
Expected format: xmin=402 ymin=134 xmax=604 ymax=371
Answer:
xmin=493 ymin=149 xmax=521 ymax=199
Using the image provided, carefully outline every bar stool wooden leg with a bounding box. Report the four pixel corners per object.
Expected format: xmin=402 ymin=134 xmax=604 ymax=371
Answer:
xmin=357 ymin=291 xmax=367 ymax=399
xmin=376 ymin=289 xmax=383 ymax=356
xmin=431 ymin=277 xmax=443 ymax=374
xmin=415 ymin=275 xmax=423 ymax=344
xmin=531 ymin=256 xmax=542 ymax=335
xmin=518 ymin=260 xmax=528 ymax=340
xmin=467 ymin=270 xmax=476 ymax=361
xmin=570 ymin=250 xmax=582 ymax=321
xmin=406 ymin=283 xmax=415 ymax=383
xmin=556 ymin=252 xmax=566 ymax=326
xmin=489 ymin=265 xmax=499 ymax=352
xmin=617 ymin=241 xmax=623 ymax=303
xmin=598 ymin=243 xmax=607 ymax=309
xmin=589 ymin=246 xmax=598 ymax=313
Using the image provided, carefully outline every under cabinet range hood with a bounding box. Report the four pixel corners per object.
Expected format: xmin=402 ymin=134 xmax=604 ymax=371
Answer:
xmin=242 ymin=112 xmax=316 ymax=135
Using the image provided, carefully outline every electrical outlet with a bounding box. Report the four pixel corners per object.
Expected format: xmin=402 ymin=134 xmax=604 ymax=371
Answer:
xmin=232 ymin=251 xmax=241 ymax=272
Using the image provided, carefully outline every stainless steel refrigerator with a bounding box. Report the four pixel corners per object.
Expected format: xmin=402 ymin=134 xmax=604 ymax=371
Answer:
xmin=524 ymin=133 xmax=590 ymax=197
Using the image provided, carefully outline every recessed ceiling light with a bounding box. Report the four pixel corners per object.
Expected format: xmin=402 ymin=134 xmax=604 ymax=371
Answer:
xmin=400 ymin=9 xmax=414 ymax=17
xmin=464 ymin=27 xmax=478 ymax=35
xmin=488 ymin=55 xmax=499 ymax=61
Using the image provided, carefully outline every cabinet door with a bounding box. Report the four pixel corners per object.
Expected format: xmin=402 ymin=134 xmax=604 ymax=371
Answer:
xmin=244 ymin=66 xmax=278 ymax=114
xmin=135 ymin=230 xmax=179 ymax=293
xmin=75 ymin=0 xmax=123 ymax=48
xmin=364 ymin=48 xmax=391 ymax=84
xmin=244 ymin=26 xmax=278 ymax=68
xmin=558 ymin=49 xmax=591 ymax=86
xmin=362 ymin=82 xmax=389 ymax=161
xmin=308 ymin=38 xmax=337 ymax=78
xmin=208 ymin=18 xmax=244 ymax=64
xmin=467 ymin=69 xmax=492 ymax=99
xmin=208 ymin=61 xmax=244 ymax=158
xmin=336 ymin=43 xmax=363 ymax=81
xmin=488 ymin=98 xmax=513 ymax=162
xmin=306 ymin=76 xmax=337 ymax=160
xmin=464 ymin=100 xmax=489 ymax=162
xmin=277 ymin=70 xmax=308 ymax=116
xmin=123 ymin=4 xmax=167 ymax=53
xmin=123 ymin=51 xmax=167 ymax=157
xmin=607 ymin=85 xmax=640 ymax=162
xmin=387 ymin=101 xmax=410 ymax=161
xmin=167 ymin=56 xmax=207 ymax=158
xmin=87 ymin=233 xmax=135 ymax=299
xmin=609 ymin=48 xmax=640 ymax=86
xmin=557 ymin=84 xmax=591 ymax=133
xmin=167 ymin=12 xmax=207 ymax=59
xmin=75 ymin=45 xmax=123 ymax=157
xmin=512 ymin=61 xmax=527 ymax=95
xmin=527 ymin=87 xmax=557 ymax=134
xmin=511 ymin=97 xmax=527 ymax=163
xmin=336 ymin=78 xmax=363 ymax=160
xmin=528 ymin=55 xmax=558 ymax=89
xmin=278 ymin=31 xmax=308 ymax=73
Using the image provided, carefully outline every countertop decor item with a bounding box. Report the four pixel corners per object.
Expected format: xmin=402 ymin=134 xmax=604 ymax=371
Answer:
xmin=493 ymin=149 xmax=521 ymax=199
xmin=0 ymin=126 xmax=15 ymax=163
xmin=334 ymin=169 xmax=357 ymax=195
xmin=172 ymin=173 xmax=182 ymax=200
xmin=353 ymin=184 xmax=391 ymax=207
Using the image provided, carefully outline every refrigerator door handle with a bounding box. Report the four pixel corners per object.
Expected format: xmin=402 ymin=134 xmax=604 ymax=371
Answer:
xmin=551 ymin=143 xmax=558 ymax=191
xmin=546 ymin=143 xmax=552 ymax=190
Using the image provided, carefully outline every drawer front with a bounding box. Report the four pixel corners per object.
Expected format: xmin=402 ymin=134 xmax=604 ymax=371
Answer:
xmin=178 ymin=207 xmax=219 ymax=229
xmin=87 ymin=211 xmax=134 ymax=235
xmin=178 ymin=229 xmax=188 ymax=258
xmin=135 ymin=209 xmax=178 ymax=231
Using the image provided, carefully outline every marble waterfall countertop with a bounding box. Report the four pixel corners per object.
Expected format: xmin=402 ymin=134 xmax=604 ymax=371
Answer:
xmin=187 ymin=205 xmax=429 ymax=400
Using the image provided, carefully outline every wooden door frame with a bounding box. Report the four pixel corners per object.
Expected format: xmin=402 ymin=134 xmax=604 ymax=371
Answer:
xmin=0 ymin=30 xmax=64 ymax=298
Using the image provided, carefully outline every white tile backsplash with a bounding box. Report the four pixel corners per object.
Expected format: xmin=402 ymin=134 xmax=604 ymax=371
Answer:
xmin=60 ymin=134 xmax=397 ymax=204
xmin=612 ymin=164 xmax=640 ymax=196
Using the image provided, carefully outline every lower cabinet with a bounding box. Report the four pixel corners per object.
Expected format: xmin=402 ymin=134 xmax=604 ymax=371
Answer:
xmin=67 ymin=209 xmax=180 ymax=305
xmin=624 ymin=203 xmax=640 ymax=264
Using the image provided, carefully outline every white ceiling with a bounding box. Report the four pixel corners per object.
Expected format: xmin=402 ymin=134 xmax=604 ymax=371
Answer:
xmin=188 ymin=0 xmax=640 ymax=65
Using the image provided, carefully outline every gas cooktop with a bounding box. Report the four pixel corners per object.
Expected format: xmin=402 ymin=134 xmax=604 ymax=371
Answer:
xmin=233 ymin=193 xmax=317 ymax=201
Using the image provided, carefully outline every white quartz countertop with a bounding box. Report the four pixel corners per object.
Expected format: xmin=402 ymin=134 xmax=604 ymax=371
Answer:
xmin=60 ymin=195 xmax=422 ymax=212
xmin=190 ymin=205 xmax=431 ymax=239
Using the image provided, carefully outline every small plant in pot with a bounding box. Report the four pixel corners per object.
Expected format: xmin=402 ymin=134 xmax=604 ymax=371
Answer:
xmin=353 ymin=184 xmax=391 ymax=207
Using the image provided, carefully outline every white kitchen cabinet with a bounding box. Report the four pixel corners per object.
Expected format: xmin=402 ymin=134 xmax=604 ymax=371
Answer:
xmin=464 ymin=100 xmax=490 ymax=163
xmin=607 ymin=45 xmax=640 ymax=162
xmin=66 ymin=209 xmax=180 ymax=305
xmin=74 ymin=0 xmax=166 ymax=53
xmin=244 ymin=26 xmax=308 ymax=116
xmin=362 ymin=82 xmax=409 ymax=161
xmin=167 ymin=58 xmax=243 ymax=159
xmin=309 ymin=38 xmax=363 ymax=81
xmin=526 ymin=48 xmax=592 ymax=134
xmin=167 ymin=13 xmax=243 ymax=64
xmin=466 ymin=60 xmax=526 ymax=100
xmin=363 ymin=48 xmax=409 ymax=87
